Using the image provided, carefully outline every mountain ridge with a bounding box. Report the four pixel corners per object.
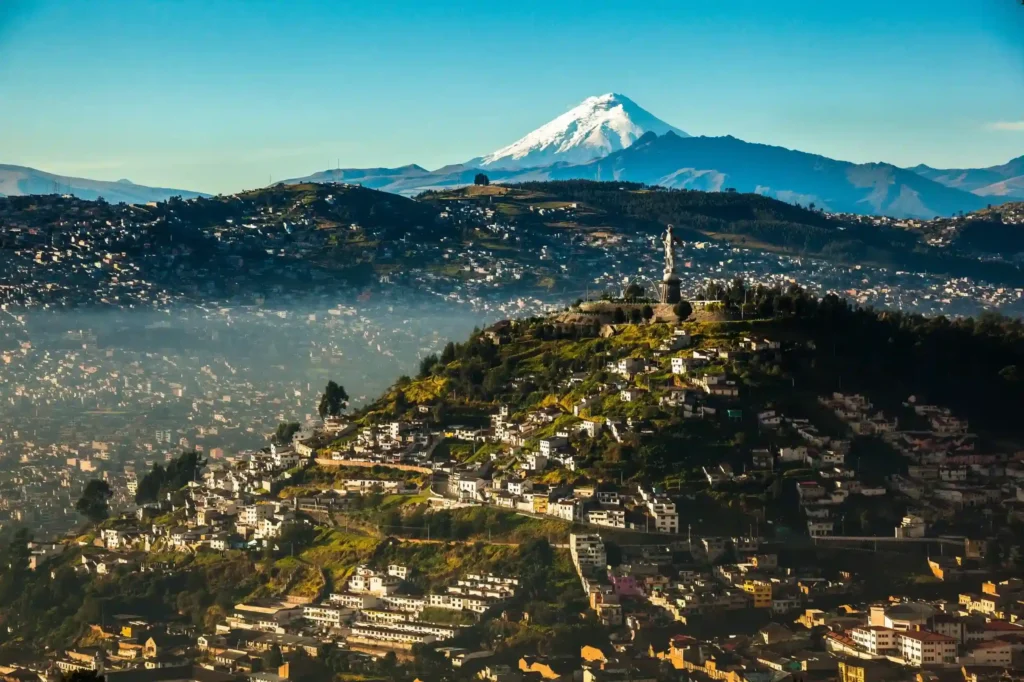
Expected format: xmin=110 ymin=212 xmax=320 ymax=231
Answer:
xmin=5 ymin=93 xmax=1020 ymax=218
xmin=541 ymin=132 xmax=990 ymax=219
xmin=282 ymin=93 xmax=1012 ymax=218
xmin=0 ymin=164 xmax=207 ymax=204
xmin=909 ymin=155 xmax=1024 ymax=200
xmin=285 ymin=130 xmax=996 ymax=219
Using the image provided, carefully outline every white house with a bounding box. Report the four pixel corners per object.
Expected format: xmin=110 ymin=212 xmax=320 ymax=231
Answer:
xmin=457 ymin=475 xmax=488 ymax=501
xmin=617 ymin=357 xmax=645 ymax=377
xmin=506 ymin=478 xmax=533 ymax=496
xmin=896 ymin=630 xmax=956 ymax=667
xmin=549 ymin=498 xmax=580 ymax=522
xmin=539 ymin=437 xmax=568 ymax=457
xmin=523 ymin=452 xmax=548 ymax=472
xmin=807 ymin=520 xmax=834 ymax=537
xmin=585 ymin=508 xmax=626 ymax=529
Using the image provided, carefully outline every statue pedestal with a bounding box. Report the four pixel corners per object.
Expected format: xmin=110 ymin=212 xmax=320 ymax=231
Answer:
xmin=660 ymin=276 xmax=681 ymax=305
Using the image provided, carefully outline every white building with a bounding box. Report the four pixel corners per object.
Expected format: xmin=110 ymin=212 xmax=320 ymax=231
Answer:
xmin=456 ymin=475 xmax=488 ymax=501
xmin=242 ymin=502 xmax=275 ymax=528
xmin=270 ymin=443 xmax=301 ymax=469
xmin=851 ymin=626 xmax=897 ymax=655
xmin=549 ymin=498 xmax=580 ymax=522
xmin=896 ymin=630 xmax=956 ymax=667
xmin=807 ymin=520 xmax=834 ymax=537
xmin=303 ymin=604 xmax=351 ymax=628
xmin=539 ymin=437 xmax=567 ymax=457
xmin=895 ymin=515 xmax=926 ymax=539
xmin=651 ymin=509 xmax=679 ymax=534
xmin=523 ymin=452 xmax=548 ymax=472
xmin=506 ymin=478 xmax=533 ymax=496
xmin=617 ymin=357 xmax=644 ymax=377
xmin=347 ymin=566 xmax=400 ymax=596
xmin=570 ymin=533 xmax=606 ymax=576
xmin=585 ymin=508 xmax=626 ymax=529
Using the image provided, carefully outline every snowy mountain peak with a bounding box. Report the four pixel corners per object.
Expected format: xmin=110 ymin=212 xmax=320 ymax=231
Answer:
xmin=475 ymin=93 xmax=688 ymax=170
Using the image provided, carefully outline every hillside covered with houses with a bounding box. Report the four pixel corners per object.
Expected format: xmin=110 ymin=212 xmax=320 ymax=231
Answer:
xmin=0 ymin=284 xmax=1022 ymax=682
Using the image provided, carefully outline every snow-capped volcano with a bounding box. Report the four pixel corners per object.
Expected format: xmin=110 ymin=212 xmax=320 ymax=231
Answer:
xmin=474 ymin=93 xmax=688 ymax=170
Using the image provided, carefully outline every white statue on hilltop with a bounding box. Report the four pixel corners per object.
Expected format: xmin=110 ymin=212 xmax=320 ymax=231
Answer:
xmin=663 ymin=224 xmax=676 ymax=281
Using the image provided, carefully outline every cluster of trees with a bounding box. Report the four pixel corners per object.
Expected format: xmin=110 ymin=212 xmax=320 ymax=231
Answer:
xmin=76 ymin=480 xmax=113 ymax=524
xmin=317 ymin=380 xmax=349 ymax=420
xmin=609 ymin=305 xmax=653 ymax=324
xmin=955 ymin=217 xmax=1024 ymax=255
xmin=375 ymin=505 xmax=533 ymax=543
xmin=777 ymin=287 xmax=1024 ymax=436
xmin=0 ymin=524 xmax=261 ymax=650
xmin=135 ymin=450 xmax=205 ymax=504
xmin=417 ymin=333 xmax=504 ymax=401
xmin=0 ymin=529 xmax=91 ymax=647
xmin=415 ymin=321 xmax=608 ymax=406
xmin=685 ymin=279 xmax=1021 ymax=437
xmin=274 ymin=421 xmax=301 ymax=444
xmin=265 ymin=521 xmax=318 ymax=560
xmin=622 ymin=282 xmax=646 ymax=301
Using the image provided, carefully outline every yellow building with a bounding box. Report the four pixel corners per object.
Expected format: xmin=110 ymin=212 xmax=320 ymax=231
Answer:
xmin=743 ymin=580 xmax=772 ymax=608
xmin=838 ymin=661 xmax=870 ymax=682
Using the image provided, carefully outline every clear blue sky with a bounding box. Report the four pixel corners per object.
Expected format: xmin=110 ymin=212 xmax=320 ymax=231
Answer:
xmin=1 ymin=0 xmax=1022 ymax=194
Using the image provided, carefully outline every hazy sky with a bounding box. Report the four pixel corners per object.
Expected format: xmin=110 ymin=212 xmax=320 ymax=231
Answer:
xmin=1 ymin=0 xmax=1022 ymax=194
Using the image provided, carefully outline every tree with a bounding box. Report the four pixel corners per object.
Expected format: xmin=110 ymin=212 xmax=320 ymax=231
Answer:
xmin=278 ymin=522 xmax=317 ymax=556
xmin=612 ymin=308 xmax=626 ymax=324
xmin=440 ymin=341 xmax=457 ymax=365
xmin=673 ymin=300 xmax=693 ymax=320
xmin=473 ymin=173 xmax=489 ymax=186
xmin=379 ymin=651 xmax=398 ymax=673
xmin=624 ymin=283 xmax=644 ymax=301
xmin=261 ymin=645 xmax=283 ymax=670
xmin=641 ymin=304 xmax=654 ymax=322
xmin=418 ymin=353 xmax=438 ymax=378
xmin=204 ymin=604 xmax=227 ymax=632
xmin=289 ymin=649 xmax=332 ymax=682
xmin=629 ymin=308 xmax=643 ymax=324
xmin=604 ymin=540 xmax=623 ymax=567
xmin=135 ymin=450 xmax=204 ymax=504
xmin=274 ymin=421 xmax=300 ymax=444
xmin=0 ymin=528 xmax=32 ymax=603
xmin=318 ymin=381 xmax=349 ymax=419
xmin=76 ymin=479 xmax=113 ymax=523
xmin=518 ymin=539 xmax=555 ymax=601
xmin=392 ymin=389 xmax=408 ymax=415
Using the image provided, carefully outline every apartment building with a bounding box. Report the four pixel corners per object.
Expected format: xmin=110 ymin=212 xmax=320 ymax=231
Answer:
xmin=896 ymin=630 xmax=956 ymax=667
xmin=570 ymin=533 xmax=607 ymax=577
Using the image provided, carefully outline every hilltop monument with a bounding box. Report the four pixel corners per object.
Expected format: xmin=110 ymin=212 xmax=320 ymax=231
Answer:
xmin=660 ymin=224 xmax=681 ymax=304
